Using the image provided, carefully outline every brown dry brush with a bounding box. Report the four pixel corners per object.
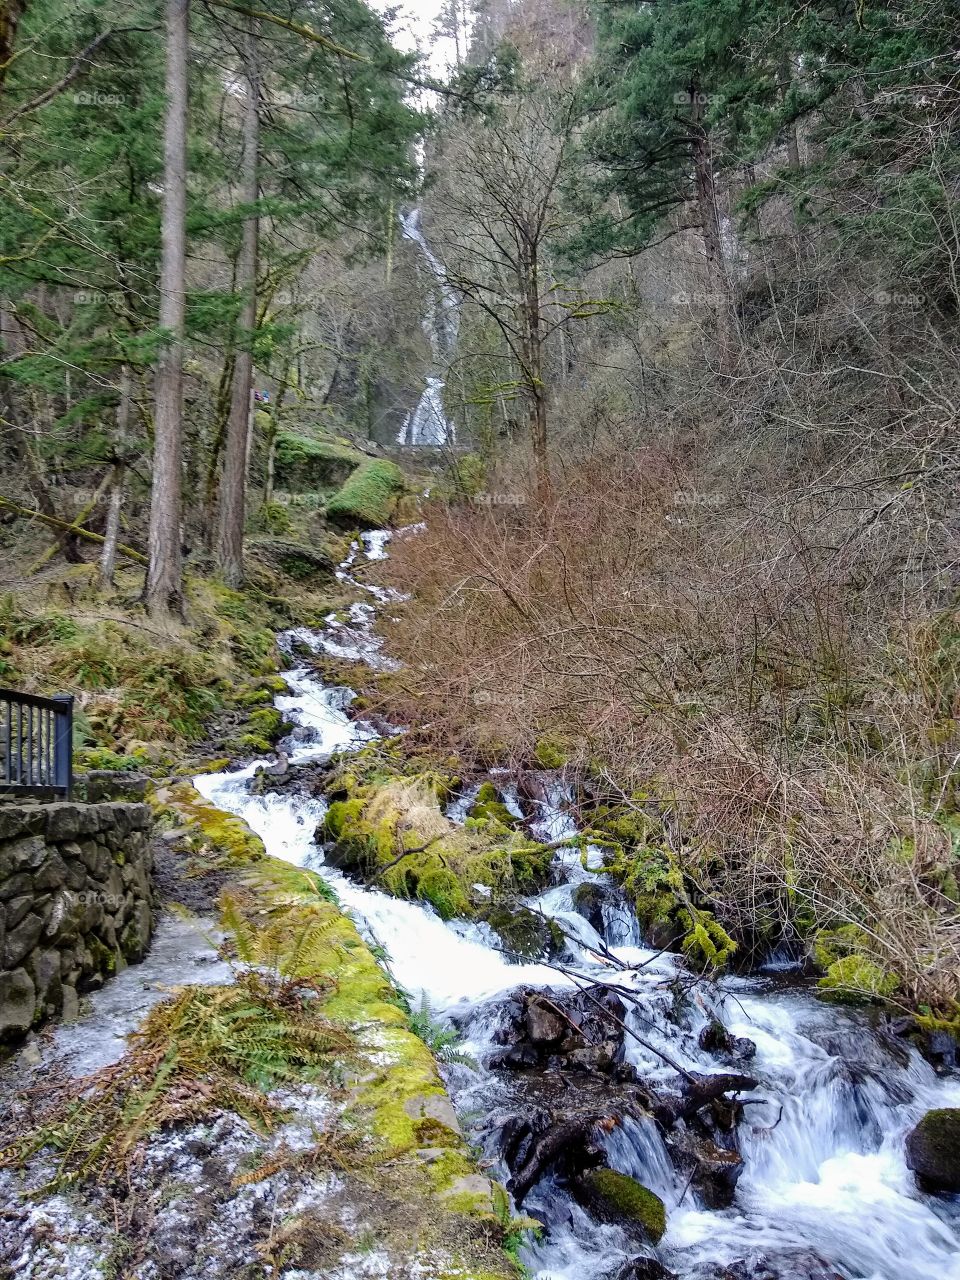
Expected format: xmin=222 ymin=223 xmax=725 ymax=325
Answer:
xmin=373 ymin=445 xmax=959 ymax=1010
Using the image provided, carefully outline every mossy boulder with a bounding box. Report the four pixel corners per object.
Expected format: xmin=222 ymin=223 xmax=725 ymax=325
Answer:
xmin=158 ymin=781 xmax=266 ymax=866
xmin=273 ymin=430 xmax=364 ymax=491
xmin=575 ymin=1169 xmax=666 ymax=1242
xmin=320 ymin=762 xmax=553 ymax=920
xmin=482 ymin=904 xmax=564 ymax=960
xmin=468 ymin=782 xmax=520 ymax=831
xmin=905 ymin=1109 xmax=960 ymax=1192
xmin=326 ymin=459 xmax=406 ymax=530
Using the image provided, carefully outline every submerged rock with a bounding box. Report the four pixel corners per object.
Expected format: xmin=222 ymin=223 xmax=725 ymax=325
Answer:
xmin=482 ymin=903 xmax=563 ymax=960
xmin=698 ymin=1018 xmax=757 ymax=1062
xmin=616 ymin=1261 xmax=678 ymax=1280
xmin=905 ymin=1107 xmax=960 ymax=1192
xmin=698 ymin=1249 xmax=844 ymax=1279
xmin=573 ymin=1167 xmax=667 ymax=1242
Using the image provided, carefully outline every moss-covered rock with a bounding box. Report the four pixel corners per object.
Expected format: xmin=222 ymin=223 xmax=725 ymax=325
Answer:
xmin=155 ymin=781 xmax=266 ymax=867
xmin=468 ymin=782 xmax=521 ymax=831
xmin=817 ymin=953 xmax=900 ymax=1002
xmin=482 ymin=904 xmax=564 ymax=960
xmin=905 ymin=1108 xmax=960 ymax=1192
xmin=320 ymin=760 xmax=553 ymax=920
xmin=326 ymin=459 xmax=406 ymax=530
xmin=576 ymin=1169 xmax=666 ymax=1242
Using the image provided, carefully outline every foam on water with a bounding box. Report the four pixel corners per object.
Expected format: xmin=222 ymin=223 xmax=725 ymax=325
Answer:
xmin=191 ymin=532 xmax=960 ymax=1280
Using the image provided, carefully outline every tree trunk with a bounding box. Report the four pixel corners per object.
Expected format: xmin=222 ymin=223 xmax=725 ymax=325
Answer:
xmin=521 ymin=242 xmax=550 ymax=501
xmin=262 ymin=354 xmax=291 ymax=508
xmin=144 ymin=0 xmax=189 ymax=618
xmin=0 ymin=1 xmax=28 ymax=95
xmin=217 ymin=17 xmax=260 ymax=589
xmin=689 ymin=80 xmax=736 ymax=352
xmin=100 ymin=363 xmax=132 ymax=588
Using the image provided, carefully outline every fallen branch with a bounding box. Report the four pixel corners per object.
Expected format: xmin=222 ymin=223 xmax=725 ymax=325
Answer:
xmin=0 ymin=495 xmax=147 ymax=566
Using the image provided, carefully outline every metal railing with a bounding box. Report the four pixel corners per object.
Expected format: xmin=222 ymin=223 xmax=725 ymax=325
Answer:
xmin=0 ymin=689 xmax=73 ymax=798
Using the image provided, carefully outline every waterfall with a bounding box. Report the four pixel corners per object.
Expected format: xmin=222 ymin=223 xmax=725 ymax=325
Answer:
xmin=398 ymin=208 xmax=458 ymax=447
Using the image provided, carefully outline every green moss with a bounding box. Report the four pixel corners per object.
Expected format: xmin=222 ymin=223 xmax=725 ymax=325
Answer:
xmin=247 ymin=706 xmax=284 ymax=739
xmin=679 ymin=908 xmax=738 ymax=971
xmin=533 ymin=734 xmax=570 ymax=769
xmin=812 ymin=923 xmax=868 ymax=970
xmin=482 ymin=904 xmax=563 ymax=959
xmin=818 ymin=953 xmax=900 ymax=1002
xmin=321 ymin=767 xmax=553 ymax=920
xmin=468 ymin=782 xmax=520 ymax=830
xmin=161 ymin=781 xmax=266 ymax=865
xmin=580 ymin=1169 xmax=666 ymax=1242
xmin=326 ymin=459 xmax=407 ymax=530
xmin=230 ymin=733 xmax=274 ymax=754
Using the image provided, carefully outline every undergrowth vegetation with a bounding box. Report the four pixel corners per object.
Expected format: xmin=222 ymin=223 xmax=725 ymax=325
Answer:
xmin=4 ymin=969 xmax=355 ymax=1189
xmin=375 ymin=458 xmax=960 ymax=1013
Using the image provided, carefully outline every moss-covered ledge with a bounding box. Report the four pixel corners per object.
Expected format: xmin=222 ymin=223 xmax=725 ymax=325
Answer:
xmin=145 ymin=782 xmax=522 ymax=1277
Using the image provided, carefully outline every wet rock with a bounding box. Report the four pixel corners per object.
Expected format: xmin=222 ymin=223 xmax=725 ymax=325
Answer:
xmin=526 ymin=994 xmax=566 ymax=1044
xmin=666 ymin=1129 xmax=744 ymax=1208
xmin=482 ymin=904 xmax=563 ymax=961
xmin=698 ymin=1019 xmax=756 ymax=1062
xmin=616 ymin=1261 xmax=678 ymax=1280
xmin=571 ymin=881 xmax=609 ymax=932
xmin=905 ymin=1108 xmax=960 ymax=1192
xmin=572 ymin=1168 xmax=666 ymax=1242
xmin=698 ymin=1249 xmax=843 ymax=1279
xmin=491 ymin=985 xmax=628 ymax=1073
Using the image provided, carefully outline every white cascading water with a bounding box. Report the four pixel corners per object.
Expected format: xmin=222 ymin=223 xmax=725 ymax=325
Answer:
xmin=194 ymin=530 xmax=960 ymax=1280
xmin=397 ymin=209 xmax=458 ymax=447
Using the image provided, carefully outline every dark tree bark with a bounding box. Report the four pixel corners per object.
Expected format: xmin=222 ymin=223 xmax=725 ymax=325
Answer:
xmin=217 ymin=17 xmax=260 ymax=588
xmin=144 ymin=0 xmax=189 ymax=618
xmin=100 ymin=364 xmax=132 ymax=588
xmin=0 ymin=1 xmax=28 ymax=95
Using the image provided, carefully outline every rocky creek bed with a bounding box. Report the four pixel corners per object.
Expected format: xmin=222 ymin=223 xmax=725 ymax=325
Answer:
xmin=1 ymin=529 xmax=959 ymax=1280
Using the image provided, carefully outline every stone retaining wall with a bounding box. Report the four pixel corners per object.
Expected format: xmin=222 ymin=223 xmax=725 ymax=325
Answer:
xmin=0 ymin=799 xmax=153 ymax=1044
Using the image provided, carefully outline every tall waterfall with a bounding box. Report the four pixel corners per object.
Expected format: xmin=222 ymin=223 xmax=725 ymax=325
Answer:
xmin=398 ymin=208 xmax=459 ymax=447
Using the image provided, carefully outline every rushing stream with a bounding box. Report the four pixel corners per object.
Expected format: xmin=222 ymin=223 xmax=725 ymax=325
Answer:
xmin=191 ymin=530 xmax=960 ymax=1280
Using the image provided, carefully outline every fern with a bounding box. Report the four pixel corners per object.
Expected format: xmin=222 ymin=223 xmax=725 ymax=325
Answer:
xmin=408 ymin=994 xmax=477 ymax=1069
xmin=4 ymin=970 xmax=356 ymax=1188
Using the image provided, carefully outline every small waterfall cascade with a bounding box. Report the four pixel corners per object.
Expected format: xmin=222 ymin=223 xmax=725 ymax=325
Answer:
xmin=398 ymin=208 xmax=459 ymax=447
xmin=14 ymin=528 xmax=959 ymax=1280
xmin=191 ymin=530 xmax=960 ymax=1280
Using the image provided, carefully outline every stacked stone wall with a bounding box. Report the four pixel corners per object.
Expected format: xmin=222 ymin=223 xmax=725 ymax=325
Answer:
xmin=0 ymin=798 xmax=153 ymax=1043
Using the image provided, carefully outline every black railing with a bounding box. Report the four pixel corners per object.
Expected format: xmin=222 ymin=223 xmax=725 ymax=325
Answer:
xmin=0 ymin=689 xmax=73 ymax=798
